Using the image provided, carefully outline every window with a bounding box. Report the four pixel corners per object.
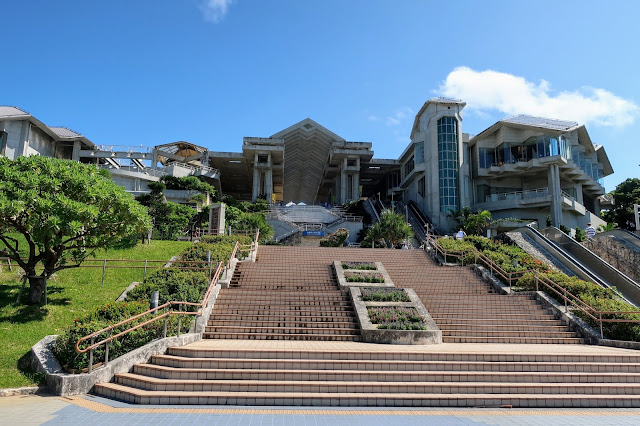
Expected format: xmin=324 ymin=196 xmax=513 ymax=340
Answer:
xmin=418 ymin=176 xmax=425 ymax=198
xmin=347 ymin=159 xmax=357 ymax=167
xmin=478 ymin=147 xmax=496 ymax=168
xmin=403 ymin=155 xmax=415 ymax=177
xmin=414 ymin=142 xmax=424 ymax=164
xmin=437 ymin=117 xmax=459 ymax=212
xmin=257 ymin=154 xmax=268 ymax=164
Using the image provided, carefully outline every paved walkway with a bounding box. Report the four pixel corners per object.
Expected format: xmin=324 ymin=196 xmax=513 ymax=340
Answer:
xmin=2 ymin=394 xmax=640 ymax=425
xmin=183 ymin=338 xmax=640 ymax=356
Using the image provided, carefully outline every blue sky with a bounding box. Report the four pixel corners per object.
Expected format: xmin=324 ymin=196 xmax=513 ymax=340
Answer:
xmin=2 ymin=0 xmax=638 ymax=190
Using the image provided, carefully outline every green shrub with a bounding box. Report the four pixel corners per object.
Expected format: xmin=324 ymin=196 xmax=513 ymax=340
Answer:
xmin=576 ymin=295 xmax=640 ymax=341
xmin=52 ymin=300 xmax=187 ymax=371
xmin=345 ymin=272 xmax=384 ymax=283
xmin=367 ymin=307 xmax=426 ymax=330
xmin=361 ymin=288 xmax=410 ymax=302
xmin=320 ymin=228 xmax=349 ymax=247
xmin=125 ymin=268 xmax=209 ymax=307
xmin=342 ymin=262 xmax=377 ymax=270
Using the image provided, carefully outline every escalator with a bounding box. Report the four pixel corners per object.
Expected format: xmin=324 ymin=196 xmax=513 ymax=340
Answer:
xmin=515 ymin=226 xmax=640 ymax=306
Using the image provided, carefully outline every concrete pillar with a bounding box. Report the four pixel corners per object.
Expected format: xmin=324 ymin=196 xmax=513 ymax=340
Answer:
xmin=352 ymin=171 xmax=360 ymax=201
xmin=18 ymin=121 xmax=29 ymax=157
xmin=72 ymin=141 xmax=81 ymax=161
xmin=548 ymin=164 xmax=563 ymax=227
xmin=151 ymin=149 xmax=159 ymax=170
xmin=266 ymin=168 xmax=273 ymax=203
xmin=340 ymin=170 xmax=347 ymax=204
xmin=252 ymin=166 xmax=260 ymax=202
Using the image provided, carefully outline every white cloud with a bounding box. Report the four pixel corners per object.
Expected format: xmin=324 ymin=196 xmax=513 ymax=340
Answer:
xmin=439 ymin=67 xmax=638 ymax=127
xmin=368 ymin=106 xmax=415 ymax=127
xmin=200 ymin=0 xmax=234 ymax=23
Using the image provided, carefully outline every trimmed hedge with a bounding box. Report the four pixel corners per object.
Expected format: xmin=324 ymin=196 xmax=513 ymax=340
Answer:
xmin=125 ymin=269 xmax=210 ymax=307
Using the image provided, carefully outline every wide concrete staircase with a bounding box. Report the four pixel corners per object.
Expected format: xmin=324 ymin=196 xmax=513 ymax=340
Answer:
xmin=93 ymin=246 xmax=639 ymax=407
xmin=203 ymin=261 xmax=361 ymax=341
xmin=255 ymin=246 xmax=582 ymax=344
xmin=95 ymin=342 xmax=640 ymax=407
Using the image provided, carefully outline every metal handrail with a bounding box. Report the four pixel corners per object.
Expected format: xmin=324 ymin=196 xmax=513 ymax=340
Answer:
xmin=73 ymin=228 xmax=260 ymax=372
xmin=74 ymin=261 xmax=223 ymax=371
xmin=425 ymin=233 xmax=640 ymax=339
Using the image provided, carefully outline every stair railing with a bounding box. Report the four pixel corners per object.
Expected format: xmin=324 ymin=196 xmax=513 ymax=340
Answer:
xmin=73 ymin=230 xmax=260 ymax=373
xmin=424 ymin=233 xmax=640 ymax=339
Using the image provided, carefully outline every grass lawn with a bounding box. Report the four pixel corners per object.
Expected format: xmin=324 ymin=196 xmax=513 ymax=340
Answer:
xmin=0 ymin=240 xmax=192 ymax=389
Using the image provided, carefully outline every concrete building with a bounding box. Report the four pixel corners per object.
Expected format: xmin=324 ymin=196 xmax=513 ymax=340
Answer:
xmin=0 ymin=100 xmax=614 ymax=233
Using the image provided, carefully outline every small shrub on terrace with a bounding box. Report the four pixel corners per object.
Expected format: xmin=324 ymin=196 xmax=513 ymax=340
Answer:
xmin=342 ymin=262 xmax=377 ymax=270
xmin=125 ymin=268 xmax=209 ymax=307
xmin=361 ymin=288 xmax=410 ymax=302
xmin=345 ymin=272 xmax=384 ymax=283
xmin=367 ymin=306 xmax=426 ymax=330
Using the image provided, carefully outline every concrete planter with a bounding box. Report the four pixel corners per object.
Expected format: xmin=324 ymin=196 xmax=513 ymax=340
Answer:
xmin=334 ymin=261 xmax=394 ymax=288
xmin=349 ymin=287 xmax=441 ymax=345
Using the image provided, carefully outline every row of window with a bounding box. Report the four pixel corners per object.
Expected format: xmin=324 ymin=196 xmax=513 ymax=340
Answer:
xmin=437 ymin=117 xmax=459 ymax=213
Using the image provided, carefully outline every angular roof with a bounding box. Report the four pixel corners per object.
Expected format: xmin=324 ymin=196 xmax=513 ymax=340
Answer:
xmin=502 ymin=115 xmax=579 ymax=132
xmin=49 ymin=126 xmax=83 ymax=139
xmin=0 ymin=106 xmax=30 ymax=118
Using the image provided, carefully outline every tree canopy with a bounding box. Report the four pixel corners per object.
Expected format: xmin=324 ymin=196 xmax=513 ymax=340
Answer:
xmin=0 ymin=156 xmax=151 ymax=304
xmin=603 ymin=178 xmax=640 ymax=230
xmin=449 ymin=207 xmax=492 ymax=236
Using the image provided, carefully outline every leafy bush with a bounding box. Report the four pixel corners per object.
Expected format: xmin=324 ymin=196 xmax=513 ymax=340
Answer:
xmin=576 ymin=295 xmax=640 ymax=341
xmin=52 ymin=300 xmax=187 ymax=371
xmin=160 ymin=175 xmax=215 ymax=195
xmin=345 ymin=272 xmax=384 ymax=283
xmin=125 ymin=268 xmax=210 ymax=307
xmin=361 ymin=288 xmax=410 ymax=302
xmin=320 ymin=228 xmax=349 ymax=247
xmin=517 ymin=272 xmax=618 ymax=300
xmin=367 ymin=307 xmax=426 ymax=330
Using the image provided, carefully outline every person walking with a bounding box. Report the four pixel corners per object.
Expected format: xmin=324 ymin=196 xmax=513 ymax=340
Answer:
xmin=585 ymin=222 xmax=596 ymax=239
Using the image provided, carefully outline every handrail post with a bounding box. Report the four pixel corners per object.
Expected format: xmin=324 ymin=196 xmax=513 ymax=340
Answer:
xmin=163 ymin=306 xmax=168 ymax=338
xmin=535 ymin=274 xmax=539 ymax=292
xmin=599 ymin=313 xmax=604 ymax=339
xmin=143 ymin=260 xmax=148 ymax=281
xmin=101 ymin=259 xmax=107 ymax=287
xmin=104 ymin=329 xmax=111 ymax=366
xmin=564 ymin=288 xmax=568 ymax=313
xmin=88 ymin=336 xmax=96 ymax=373
xmin=177 ymin=304 xmax=182 ymax=337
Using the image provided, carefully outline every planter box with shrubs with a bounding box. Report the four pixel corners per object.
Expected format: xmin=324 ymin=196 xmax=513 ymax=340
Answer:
xmin=350 ymin=286 xmax=441 ymax=345
xmin=334 ymin=261 xmax=394 ymax=288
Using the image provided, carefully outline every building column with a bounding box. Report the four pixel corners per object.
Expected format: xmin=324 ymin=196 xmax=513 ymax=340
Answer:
xmin=252 ymin=165 xmax=260 ymax=202
xmin=72 ymin=141 xmax=81 ymax=161
xmin=151 ymin=149 xmax=159 ymax=170
xmin=340 ymin=170 xmax=348 ymax=204
xmin=352 ymin=171 xmax=360 ymax=202
xmin=265 ymin=168 xmax=273 ymax=203
xmin=18 ymin=121 xmax=29 ymax=157
xmin=548 ymin=164 xmax=563 ymax=227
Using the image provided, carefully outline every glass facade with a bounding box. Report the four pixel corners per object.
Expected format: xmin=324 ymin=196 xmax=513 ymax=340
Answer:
xmin=438 ymin=117 xmax=459 ymax=213
xmin=478 ymin=135 xmax=571 ymax=167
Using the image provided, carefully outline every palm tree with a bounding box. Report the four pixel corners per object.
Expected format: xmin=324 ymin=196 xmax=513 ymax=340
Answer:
xmin=366 ymin=210 xmax=413 ymax=248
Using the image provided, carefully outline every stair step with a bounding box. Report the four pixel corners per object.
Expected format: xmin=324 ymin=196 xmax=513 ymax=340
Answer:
xmin=94 ymin=383 xmax=640 ymax=407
